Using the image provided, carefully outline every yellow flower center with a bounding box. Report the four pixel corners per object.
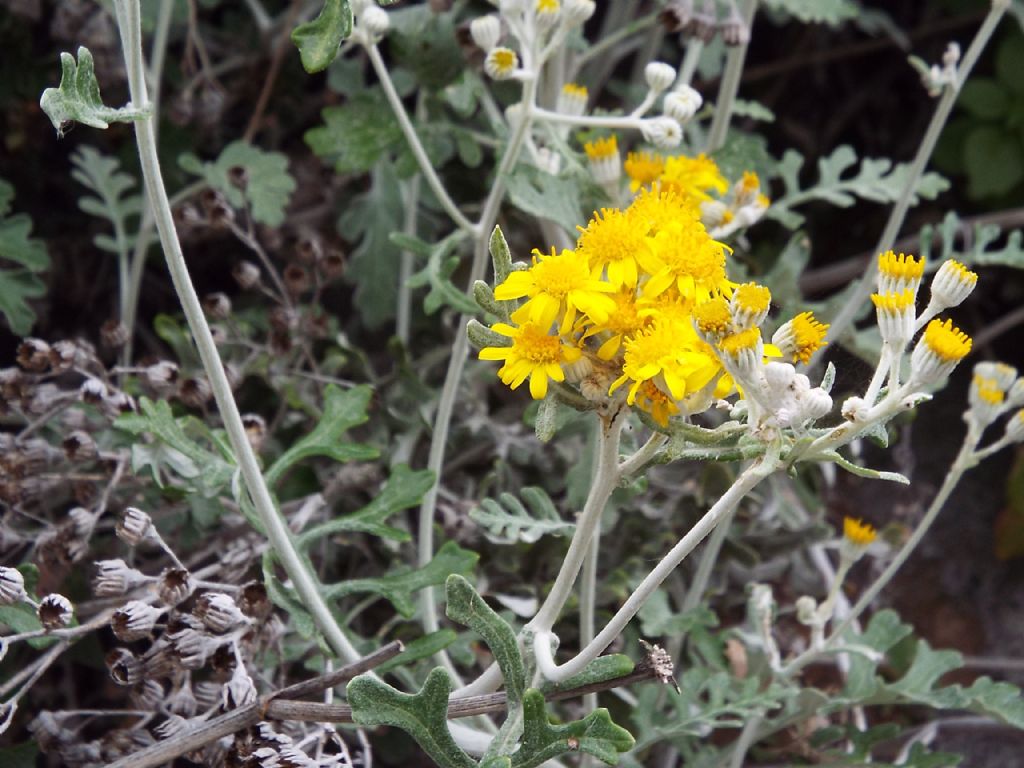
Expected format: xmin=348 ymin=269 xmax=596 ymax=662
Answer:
xmin=516 ymin=323 xmax=563 ymax=364
xmin=870 ymin=289 xmax=916 ymax=315
xmin=649 ymin=221 xmax=726 ymax=282
xmin=562 ymin=82 xmax=588 ymax=99
xmin=878 ymin=250 xmax=925 ymax=280
xmin=537 ymin=0 xmax=559 ymax=12
xmin=843 ymin=517 xmax=877 ymax=547
xmin=584 ymin=135 xmax=618 ymax=161
xmin=602 ymin=291 xmax=642 ymax=335
xmin=790 ymin=311 xmax=828 ymax=363
xmin=624 ymin=152 xmax=666 ymax=189
xmin=719 ymin=327 xmax=761 ymax=355
xmin=529 ymin=249 xmax=592 ymax=300
xmin=577 ymin=208 xmax=645 ymax=267
xmin=973 ymin=375 xmax=1005 ymax=405
xmin=659 ymin=153 xmax=729 ymax=201
xmin=693 ymin=297 xmax=732 ymax=336
xmin=923 ymin=318 xmax=971 ymax=362
xmin=489 ymin=48 xmax=517 ymax=74
xmin=626 ymin=187 xmax=697 ymax=235
xmin=732 ymin=283 xmax=771 ymax=316
xmin=739 ymin=171 xmax=760 ymax=193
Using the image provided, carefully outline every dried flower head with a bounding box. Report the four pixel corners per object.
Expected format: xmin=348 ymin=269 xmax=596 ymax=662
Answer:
xmin=101 ymin=318 xmax=131 ymax=349
xmin=233 ymin=260 xmax=262 ymax=290
xmin=62 ymin=430 xmax=98 ymax=462
xmin=93 ymin=558 xmax=148 ymax=597
xmin=38 ymin=593 xmax=74 ymax=630
xmin=17 ymin=338 xmax=51 ymax=372
xmin=158 ymin=567 xmax=195 ymax=606
xmin=195 ymin=592 xmax=248 ymax=633
xmin=0 ymin=566 xmax=27 ymax=605
xmin=179 ymin=377 xmax=212 ymax=408
xmin=203 ymin=292 xmax=232 ymax=320
xmin=111 ymin=600 xmax=163 ymax=641
xmin=116 ymin=506 xmax=154 ymax=546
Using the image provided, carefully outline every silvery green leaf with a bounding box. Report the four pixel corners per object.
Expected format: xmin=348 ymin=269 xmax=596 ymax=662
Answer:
xmin=489 ymin=225 xmax=515 ymax=285
xmin=0 ymin=179 xmax=49 ymax=335
xmin=762 ymin=0 xmax=859 ymax=25
xmin=402 ymin=231 xmax=477 ymax=315
xmin=820 ymin=362 xmax=836 ymax=393
xmin=40 ymin=47 xmax=149 ymax=135
xmin=469 ymin=487 xmax=574 ymax=544
xmin=374 ymin=630 xmax=457 ymax=675
xmin=321 ymin=541 xmax=478 ymax=617
xmin=291 ymin=0 xmax=353 ymax=74
xmin=71 ymin=146 xmax=142 ymax=256
xmin=348 ymin=668 xmax=476 ymax=768
xmin=467 ymin=318 xmax=510 ymax=350
xmin=534 ymin=395 xmax=559 ymax=443
xmin=264 ymin=384 xmax=378 ymax=487
xmin=513 ymin=689 xmax=634 ymax=768
xmin=821 ymin=450 xmax=908 ymax=483
xmin=297 ymin=464 xmax=434 ymax=546
xmin=730 ymin=99 xmax=775 ymax=122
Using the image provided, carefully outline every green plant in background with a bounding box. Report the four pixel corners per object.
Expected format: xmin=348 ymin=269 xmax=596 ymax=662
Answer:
xmin=2 ymin=1 xmax=1024 ymax=767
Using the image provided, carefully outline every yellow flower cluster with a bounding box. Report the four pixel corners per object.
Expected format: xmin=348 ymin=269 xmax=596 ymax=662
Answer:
xmin=478 ymin=193 xmax=829 ymax=426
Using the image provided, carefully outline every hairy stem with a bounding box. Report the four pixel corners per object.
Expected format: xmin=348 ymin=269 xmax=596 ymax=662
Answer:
xmin=705 ymin=0 xmax=758 ymax=153
xmin=111 ymin=0 xmax=359 ymax=663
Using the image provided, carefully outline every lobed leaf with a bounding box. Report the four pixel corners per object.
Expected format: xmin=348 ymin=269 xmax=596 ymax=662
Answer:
xmin=469 ymin=487 xmax=574 ymax=545
xmin=40 ymin=47 xmax=149 ymax=135
xmin=291 ymin=0 xmax=353 ymax=74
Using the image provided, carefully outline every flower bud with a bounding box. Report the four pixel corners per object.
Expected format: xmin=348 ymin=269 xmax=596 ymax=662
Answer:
xmin=640 ymin=116 xmax=682 ymax=149
xmin=662 ymin=85 xmax=702 ymax=123
xmin=360 ymin=5 xmax=390 ymax=39
xmin=645 ymin=62 xmax=677 ymax=93
xmin=470 ymin=14 xmax=502 ymax=51
xmin=928 ymin=259 xmax=977 ymax=311
xmin=484 ymin=47 xmax=519 ymax=80
xmin=1006 ymin=410 xmax=1024 ymax=443
xmin=562 ymin=0 xmax=596 ymax=25
xmin=557 ymin=82 xmax=588 ymax=117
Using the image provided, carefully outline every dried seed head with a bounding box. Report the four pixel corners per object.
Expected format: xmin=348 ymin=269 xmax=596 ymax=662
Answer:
xmin=107 ymin=647 xmax=145 ymax=685
xmin=173 ymin=201 xmax=204 ymax=228
xmin=158 ymin=567 xmax=195 ymax=606
xmin=63 ymin=430 xmax=99 ymax=462
xmin=195 ymin=592 xmax=248 ymax=633
xmin=67 ymin=505 xmax=95 ymax=538
xmin=142 ymin=360 xmax=179 ymax=393
xmin=80 ymin=377 xmax=107 ymax=404
xmin=100 ymin=727 xmax=155 ymax=759
xmin=38 ymin=593 xmax=74 ymax=630
xmin=238 ymin=581 xmax=272 ymax=621
xmin=103 ymin=390 xmax=137 ymax=417
xmin=294 ymin=236 xmax=322 ymax=265
xmin=179 ymin=377 xmax=212 ymax=408
xmin=129 ymin=679 xmax=165 ymax=710
xmin=222 ymin=664 xmax=257 ymax=709
xmin=17 ymin=338 xmax=51 ymax=372
xmin=48 ymin=339 xmax=88 ymax=372
xmin=193 ymin=680 xmax=222 ymax=710
xmin=25 ymin=382 xmax=64 ymax=415
xmin=203 ymin=292 xmax=233 ymax=320
xmin=0 ymin=566 xmax=27 ymax=605
xmin=166 ymin=682 xmax=199 ymax=717
xmin=111 ymin=600 xmax=163 ymax=641
xmin=233 ymin=260 xmax=262 ymax=290
xmin=269 ymin=306 xmax=298 ymax=333
xmin=283 ymin=264 xmax=311 ymax=296
xmin=154 ymin=714 xmax=193 ymax=741
xmin=639 ymin=639 xmax=679 ymax=691
xmin=242 ymin=414 xmax=267 ymax=452
xmin=117 ymin=506 xmax=154 ymax=546
xmin=200 ymin=188 xmax=234 ymax=227
xmin=0 ymin=367 xmax=24 ymax=402
xmin=93 ymin=558 xmax=149 ymax=596
xmin=168 ymin=627 xmax=218 ymax=669
xmin=29 ymin=711 xmax=71 ymax=753
xmin=318 ymin=248 xmax=346 ymax=281
xmin=101 ymin=319 xmax=131 ymax=349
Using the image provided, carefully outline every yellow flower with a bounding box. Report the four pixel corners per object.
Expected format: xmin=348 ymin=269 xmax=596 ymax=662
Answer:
xmin=575 ymin=208 xmax=644 ymax=288
xmin=920 ymin=318 xmax=971 ymax=362
xmin=624 ymin=151 xmax=665 ymax=192
xmin=495 ymin=248 xmax=617 ymax=334
xmin=972 ymin=375 xmax=1005 ymax=406
xmin=877 ymin=250 xmax=925 ymax=293
xmin=659 ymin=153 xmax=729 ymax=202
xmin=583 ymin=135 xmax=618 ymax=162
xmin=626 ymin=186 xmax=698 ymax=237
xmin=479 ymin=322 xmax=582 ymax=399
xmin=634 ymin=380 xmax=680 ymax=426
xmin=730 ymin=282 xmax=771 ymax=329
xmin=636 ymin=218 xmax=734 ymax=304
xmin=772 ymin=311 xmax=829 ymax=364
xmin=609 ymin=318 xmax=720 ymax=404
xmin=584 ymin=289 xmax=645 ymax=360
xmin=843 ymin=517 xmax=877 ymax=547
xmin=485 ymin=47 xmax=519 ymax=80
xmin=692 ymin=296 xmax=733 ymax=339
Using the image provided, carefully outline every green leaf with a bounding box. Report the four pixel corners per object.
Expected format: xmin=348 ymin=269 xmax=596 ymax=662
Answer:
xmin=769 ymin=146 xmax=949 ymax=229
xmin=291 ymin=0 xmax=353 ymax=73
xmin=40 ymin=47 xmax=149 ymax=135
xmin=322 ymin=541 xmax=478 ymax=617
xmin=306 ymin=93 xmax=403 ymax=174
xmin=403 ymin=231 xmax=477 ymax=315
xmin=179 ymin=141 xmax=296 ymax=227
xmin=964 ymin=125 xmax=1024 ymax=198
xmin=0 ymin=603 xmax=56 ymax=649
xmin=297 ymin=464 xmax=434 ymax=545
xmin=821 ymin=450 xmax=908 ymax=484
xmin=375 ymin=630 xmax=458 ymax=675
xmin=886 ymin=640 xmax=965 ymax=709
xmin=115 ymin=398 xmax=235 ymax=495
xmin=506 ymin=166 xmax=587 ymax=236
xmin=445 ymin=575 xmax=526 ymax=708
xmin=264 ymin=385 xmax=378 ymax=487
xmin=514 ymin=688 xmax=634 ymax=768
xmin=348 ymin=668 xmax=476 ymax=768
xmin=958 ymin=78 xmax=1010 ymax=120
xmin=962 ymin=677 xmax=1024 ymax=729
xmin=0 ymin=179 xmax=49 ymax=335
xmin=469 ymin=487 xmax=574 ymax=545
xmin=761 ymin=0 xmax=859 ymax=25
xmin=730 ymin=98 xmax=775 ymax=122
xmin=337 ymin=161 xmax=403 ymax=328
xmin=538 ymin=654 xmax=635 ymax=696
xmin=489 ymin=225 xmax=516 ymax=285
xmin=388 ymin=5 xmax=463 ymax=90
xmin=262 ymin=552 xmax=318 ymax=640
xmin=71 ymin=146 xmax=142 ymax=256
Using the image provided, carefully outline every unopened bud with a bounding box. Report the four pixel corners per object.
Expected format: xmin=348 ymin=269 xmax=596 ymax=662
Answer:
xmin=640 ymin=116 xmax=682 ymax=149
xmin=470 ymin=14 xmax=502 ymax=51
xmin=644 ymin=61 xmax=677 ymax=93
